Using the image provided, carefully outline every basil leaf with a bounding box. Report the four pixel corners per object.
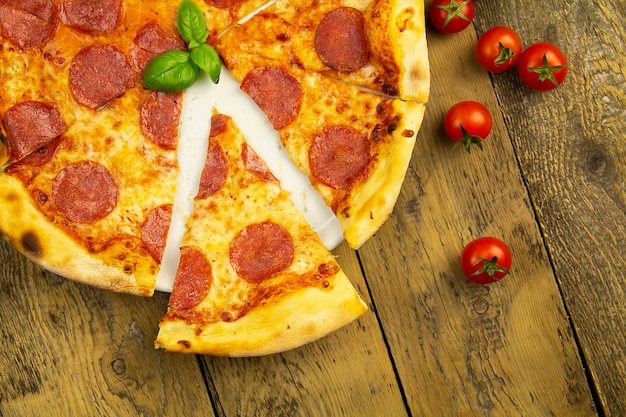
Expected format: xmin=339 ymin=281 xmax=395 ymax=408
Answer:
xmin=143 ymin=50 xmax=200 ymax=93
xmin=140 ymin=1 xmax=220 ymax=93
xmin=190 ymin=44 xmax=221 ymax=83
xmin=177 ymin=0 xmax=208 ymax=49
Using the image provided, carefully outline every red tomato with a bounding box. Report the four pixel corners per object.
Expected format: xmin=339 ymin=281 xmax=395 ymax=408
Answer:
xmin=460 ymin=237 xmax=512 ymax=284
xmin=443 ymin=101 xmax=492 ymax=152
xmin=476 ymin=26 xmax=522 ymax=72
xmin=517 ymin=42 xmax=568 ymax=91
xmin=429 ymin=0 xmax=475 ymax=34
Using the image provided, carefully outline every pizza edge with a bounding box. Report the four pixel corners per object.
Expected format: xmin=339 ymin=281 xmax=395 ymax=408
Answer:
xmin=154 ymin=111 xmax=368 ymax=355
xmin=366 ymin=0 xmax=430 ymax=103
xmin=340 ymin=101 xmax=425 ymax=249
xmin=0 ymin=173 xmax=157 ymax=296
xmin=155 ymin=268 xmax=368 ymax=356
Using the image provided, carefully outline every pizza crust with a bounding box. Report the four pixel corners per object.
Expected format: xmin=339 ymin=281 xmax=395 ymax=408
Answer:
xmin=339 ymin=100 xmax=425 ymax=248
xmin=0 ymin=173 xmax=157 ymax=296
xmin=366 ymin=0 xmax=430 ymax=103
xmin=155 ymin=269 xmax=367 ymax=356
xmin=0 ymin=134 xmax=8 ymax=167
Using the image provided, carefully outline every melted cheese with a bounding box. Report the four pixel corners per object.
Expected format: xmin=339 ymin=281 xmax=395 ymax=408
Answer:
xmin=174 ymin=113 xmax=343 ymax=322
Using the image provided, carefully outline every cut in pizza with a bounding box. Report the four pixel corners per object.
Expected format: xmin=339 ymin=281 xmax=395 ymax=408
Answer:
xmin=217 ymin=0 xmax=430 ymax=102
xmin=215 ymin=0 xmax=429 ymax=248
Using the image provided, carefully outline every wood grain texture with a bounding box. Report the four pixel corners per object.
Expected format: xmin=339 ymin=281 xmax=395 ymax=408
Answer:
xmin=0 ymin=240 xmax=215 ymax=417
xmin=352 ymin=1 xmax=596 ymax=414
xmin=1 ymin=0 xmax=623 ymax=416
xmin=473 ymin=1 xmax=626 ymax=415
xmin=199 ymin=242 xmax=409 ymax=417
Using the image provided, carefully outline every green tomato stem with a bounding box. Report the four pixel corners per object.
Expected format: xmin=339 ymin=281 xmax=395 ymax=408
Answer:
xmin=435 ymin=0 xmax=472 ymax=28
xmin=471 ymin=256 xmax=510 ymax=281
xmin=493 ymin=42 xmax=516 ymax=66
xmin=452 ymin=124 xmax=484 ymax=153
xmin=529 ymin=53 xmax=568 ymax=86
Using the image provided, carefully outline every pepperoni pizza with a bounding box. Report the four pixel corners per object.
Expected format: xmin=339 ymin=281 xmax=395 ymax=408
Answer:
xmin=215 ymin=0 xmax=429 ymax=248
xmin=217 ymin=0 xmax=430 ymax=101
xmin=0 ymin=0 xmax=428 ymax=356
xmin=156 ymin=112 xmax=367 ymax=355
xmin=228 ymin=54 xmax=426 ymax=248
xmin=0 ymin=1 xmax=186 ymax=295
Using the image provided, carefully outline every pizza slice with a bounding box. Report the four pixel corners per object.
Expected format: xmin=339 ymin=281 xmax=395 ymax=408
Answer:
xmin=215 ymin=51 xmax=425 ymax=248
xmin=0 ymin=88 xmax=182 ymax=296
xmin=0 ymin=1 xmax=192 ymax=295
xmin=156 ymin=112 xmax=367 ymax=356
xmin=216 ymin=0 xmax=430 ymax=102
xmin=0 ymin=0 xmax=186 ymax=167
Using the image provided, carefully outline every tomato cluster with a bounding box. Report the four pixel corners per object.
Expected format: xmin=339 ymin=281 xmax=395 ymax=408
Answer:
xmin=478 ymin=30 xmax=568 ymax=92
xmin=432 ymin=0 xmax=569 ymax=165
xmin=429 ymin=0 xmax=569 ymax=91
xmin=427 ymin=0 xmax=573 ymax=284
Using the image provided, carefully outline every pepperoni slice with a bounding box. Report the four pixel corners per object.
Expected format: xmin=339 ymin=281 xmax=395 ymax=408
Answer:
xmin=130 ymin=21 xmax=185 ymax=73
xmin=207 ymin=0 xmax=246 ymax=9
xmin=209 ymin=113 xmax=228 ymax=137
xmin=242 ymin=143 xmax=276 ymax=182
xmin=169 ymin=246 xmax=212 ymax=311
xmin=240 ymin=66 xmax=302 ymax=130
xmin=141 ymin=205 xmax=172 ymax=263
xmin=0 ymin=0 xmax=58 ymax=49
xmin=230 ymin=221 xmax=294 ymax=284
xmin=2 ymin=101 xmax=67 ymax=161
xmin=314 ymin=7 xmax=369 ymax=72
xmin=52 ymin=161 xmax=118 ymax=223
xmin=9 ymin=137 xmax=61 ymax=168
xmin=61 ymin=0 xmax=122 ymax=33
xmin=140 ymin=91 xmax=182 ymax=150
xmin=69 ymin=45 xmax=134 ymax=110
xmin=197 ymin=142 xmax=228 ymax=199
xmin=309 ymin=125 xmax=371 ymax=189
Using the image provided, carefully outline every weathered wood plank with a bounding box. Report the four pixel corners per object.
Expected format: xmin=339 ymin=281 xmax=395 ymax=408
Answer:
xmin=0 ymin=240 xmax=215 ymax=417
xmin=353 ymin=1 xmax=597 ymax=414
xmin=200 ymin=242 xmax=409 ymax=417
xmin=1 ymin=1 xmax=621 ymax=416
xmin=474 ymin=1 xmax=626 ymax=415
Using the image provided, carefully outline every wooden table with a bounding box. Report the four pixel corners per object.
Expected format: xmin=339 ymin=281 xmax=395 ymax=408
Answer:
xmin=1 ymin=0 xmax=624 ymax=415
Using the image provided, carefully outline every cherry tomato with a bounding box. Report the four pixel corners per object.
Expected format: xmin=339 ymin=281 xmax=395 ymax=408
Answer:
xmin=429 ymin=0 xmax=475 ymax=34
xmin=443 ymin=101 xmax=492 ymax=153
xmin=476 ymin=26 xmax=522 ymax=72
xmin=517 ymin=42 xmax=568 ymax=91
xmin=460 ymin=237 xmax=512 ymax=284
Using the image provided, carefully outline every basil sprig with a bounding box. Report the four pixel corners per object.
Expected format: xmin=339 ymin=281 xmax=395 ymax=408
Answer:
xmin=143 ymin=0 xmax=220 ymax=93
